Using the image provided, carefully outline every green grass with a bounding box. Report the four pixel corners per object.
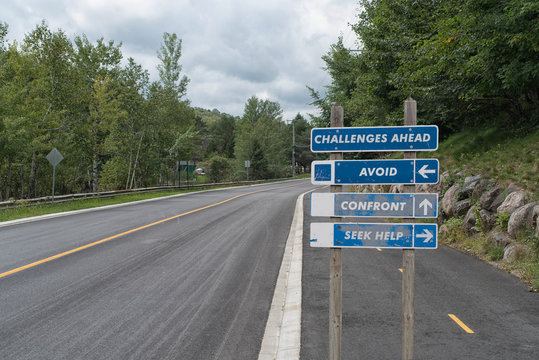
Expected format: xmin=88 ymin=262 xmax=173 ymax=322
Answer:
xmin=0 ymin=188 xmax=209 ymax=223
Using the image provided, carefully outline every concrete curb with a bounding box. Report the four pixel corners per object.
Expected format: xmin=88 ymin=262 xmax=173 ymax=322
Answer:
xmin=258 ymin=190 xmax=308 ymax=360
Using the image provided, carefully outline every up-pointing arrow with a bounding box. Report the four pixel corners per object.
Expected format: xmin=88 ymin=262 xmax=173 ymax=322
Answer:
xmin=416 ymin=229 xmax=434 ymax=243
xmin=418 ymin=198 xmax=433 ymax=215
xmin=418 ymin=164 xmax=436 ymax=178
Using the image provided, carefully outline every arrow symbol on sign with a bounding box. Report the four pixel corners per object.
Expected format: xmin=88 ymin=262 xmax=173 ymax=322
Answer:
xmin=418 ymin=198 xmax=433 ymax=215
xmin=418 ymin=164 xmax=436 ymax=178
xmin=416 ymin=229 xmax=434 ymax=243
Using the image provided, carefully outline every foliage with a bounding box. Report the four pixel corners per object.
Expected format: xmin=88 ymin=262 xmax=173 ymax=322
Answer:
xmin=310 ymin=0 xmax=539 ymax=133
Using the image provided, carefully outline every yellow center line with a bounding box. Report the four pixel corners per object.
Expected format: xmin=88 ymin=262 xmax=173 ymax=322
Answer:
xmin=376 ymin=248 xmax=382 ymax=251
xmin=448 ymin=314 xmax=475 ymax=334
xmin=0 ymin=183 xmax=302 ymax=280
xmin=398 ymin=268 xmax=403 ymax=273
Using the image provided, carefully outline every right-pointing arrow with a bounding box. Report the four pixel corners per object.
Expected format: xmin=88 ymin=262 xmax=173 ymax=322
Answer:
xmin=418 ymin=198 xmax=433 ymax=215
xmin=416 ymin=229 xmax=433 ymax=243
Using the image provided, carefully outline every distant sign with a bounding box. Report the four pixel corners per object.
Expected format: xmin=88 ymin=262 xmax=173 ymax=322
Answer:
xmin=245 ymin=160 xmax=251 ymax=168
xmin=311 ymin=159 xmax=439 ymax=185
xmin=46 ymin=148 xmax=64 ymax=167
xmin=311 ymin=125 xmax=438 ymax=152
xmin=311 ymin=193 xmax=438 ymax=218
xmin=310 ymin=223 xmax=437 ymax=249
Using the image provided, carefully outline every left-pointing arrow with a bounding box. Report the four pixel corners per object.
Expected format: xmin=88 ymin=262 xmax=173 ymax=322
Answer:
xmin=418 ymin=164 xmax=436 ymax=178
xmin=416 ymin=229 xmax=433 ymax=243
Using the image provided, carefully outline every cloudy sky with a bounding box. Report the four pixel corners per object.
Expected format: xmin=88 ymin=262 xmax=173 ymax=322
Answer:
xmin=2 ymin=0 xmax=359 ymax=120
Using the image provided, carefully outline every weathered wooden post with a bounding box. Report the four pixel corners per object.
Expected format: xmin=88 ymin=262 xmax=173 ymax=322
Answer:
xmin=329 ymin=104 xmax=343 ymax=360
xmin=402 ymin=98 xmax=416 ymax=359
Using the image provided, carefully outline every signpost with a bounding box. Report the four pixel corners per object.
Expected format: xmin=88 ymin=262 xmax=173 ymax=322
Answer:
xmin=310 ymin=99 xmax=439 ymax=360
xmin=310 ymin=223 xmax=438 ymax=249
xmin=46 ymin=148 xmax=63 ymax=202
xmin=311 ymin=193 xmax=438 ymax=218
xmin=311 ymin=125 xmax=438 ymax=152
xmin=245 ymin=160 xmax=251 ymax=180
xmin=311 ymin=159 xmax=439 ymax=185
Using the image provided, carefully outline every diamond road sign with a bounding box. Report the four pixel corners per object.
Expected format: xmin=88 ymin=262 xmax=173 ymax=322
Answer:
xmin=311 ymin=159 xmax=439 ymax=185
xmin=310 ymin=223 xmax=438 ymax=249
xmin=311 ymin=192 xmax=438 ymax=218
xmin=311 ymin=125 xmax=438 ymax=153
xmin=46 ymin=148 xmax=64 ymax=167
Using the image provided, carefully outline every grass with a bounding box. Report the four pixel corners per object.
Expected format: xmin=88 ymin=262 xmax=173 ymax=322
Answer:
xmin=0 ymin=188 xmax=214 ymax=223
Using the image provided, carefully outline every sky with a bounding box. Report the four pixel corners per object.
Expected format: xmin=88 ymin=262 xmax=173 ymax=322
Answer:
xmin=2 ymin=0 xmax=359 ymax=120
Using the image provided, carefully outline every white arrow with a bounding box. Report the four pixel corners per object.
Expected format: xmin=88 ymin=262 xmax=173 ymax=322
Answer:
xmin=416 ymin=229 xmax=434 ymax=243
xmin=418 ymin=198 xmax=433 ymax=215
xmin=418 ymin=164 xmax=436 ymax=178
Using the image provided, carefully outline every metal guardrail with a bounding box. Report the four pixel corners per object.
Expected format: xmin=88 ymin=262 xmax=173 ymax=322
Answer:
xmin=0 ymin=178 xmax=289 ymax=209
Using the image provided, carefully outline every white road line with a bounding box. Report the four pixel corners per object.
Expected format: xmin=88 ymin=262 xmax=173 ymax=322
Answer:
xmin=258 ymin=190 xmax=311 ymax=360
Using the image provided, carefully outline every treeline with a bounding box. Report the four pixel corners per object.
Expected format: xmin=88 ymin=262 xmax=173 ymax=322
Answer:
xmin=0 ymin=21 xmax=312 ymax=200
xmin=310 ymin=0 xmax=538 ymax=134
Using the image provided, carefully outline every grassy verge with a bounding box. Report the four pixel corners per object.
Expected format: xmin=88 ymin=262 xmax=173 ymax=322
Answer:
xmin=0 ymin=189 xmax=202 ymax=223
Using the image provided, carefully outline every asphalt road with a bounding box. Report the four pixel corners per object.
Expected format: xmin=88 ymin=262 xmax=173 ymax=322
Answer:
xmin=301 ymin=191 xmax=539 ymax=360
xmin=0 ymin=180 xmax=314 ymax=360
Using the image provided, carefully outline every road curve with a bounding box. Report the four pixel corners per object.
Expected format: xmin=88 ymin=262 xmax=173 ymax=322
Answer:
xmin=0 ymin=180 xmax=315 ymax=360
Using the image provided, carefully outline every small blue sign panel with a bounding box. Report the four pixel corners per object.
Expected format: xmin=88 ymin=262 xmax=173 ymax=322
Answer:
xmin=311 ymin=159 xmax=439 ymax=185
xmin=310 ymin=223 xmax=438 ymax=249
xmin=311 ymin=125 xmax=438 ymax=153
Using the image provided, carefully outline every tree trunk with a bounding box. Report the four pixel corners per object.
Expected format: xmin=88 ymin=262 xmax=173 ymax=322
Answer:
xmin=20 ymin=165 xmax=25 ymax=199
xmin=29 ymin=151 xmax=38 ymax=198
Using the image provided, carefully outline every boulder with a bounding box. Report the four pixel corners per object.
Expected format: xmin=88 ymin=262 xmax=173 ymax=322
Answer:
xmin=534 ymin=205 xmax=539 ymax=235
xmin=441 ymin=183 xmax=460 ymax=217
xmin=454 ymin=199 xmax=472 ymax=218
xmin=439 ymin=171 xmax=452 ymax=194
xmin=507 ymin=202 xmax=538 ymax=237
xmin=480 ymin=184 xmax=504 ymax=212
xmin=489 ymin=232 xmax=512 ymax=248
xmin=459 ymin=175 xmax=481 ymax=200
xmin=503 ymin=242 xmax=531 ymax=262
xmin=463 ymin=205 xmax=477 ymax=231
xmin=479 ymin=209 xmax=497 ymax=230
xmin=472 ymin=178 xmax=495 ymax=201
xmin=497 ymin=191 xmax=530 ymax=216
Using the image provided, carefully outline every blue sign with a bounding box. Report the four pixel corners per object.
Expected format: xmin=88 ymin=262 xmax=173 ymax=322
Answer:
xmin=311 ymin=159 xmax=439 ymax=185
xmin=310 ymin=223 xmax=437 ymax=249
xmin=311 ymin=125 xmax=438 ymax=152
xmin=311 ymin=193 xmax=438 ymax=218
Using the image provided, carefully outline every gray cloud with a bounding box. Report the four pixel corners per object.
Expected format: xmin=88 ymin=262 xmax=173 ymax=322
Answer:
xmin=2 ymin=0 xmax=357 ymax=118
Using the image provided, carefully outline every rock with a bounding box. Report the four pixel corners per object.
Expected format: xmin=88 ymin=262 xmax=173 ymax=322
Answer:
xmin=508 ymin=202 xmax=538 ymax=237
xmin=454 ymin=199 xmax=472 ymax=218
xmin=479 ymin=209 xmax=497 ymax=230
xmin=441 ymin=183 xmax=460 ymax=217
xmin=472 ymin=179 xmax=495 ymax=201
xmin=459 ymin=175 xmax=481 ymax=200
xmin=390 ymin=184 xmax=405 ymax=193
xmin=463 ymin=205 xmax=478 ymax=231
xmin=489 ymin=232 xmax=512 ymax=248
xmin=497 ymin=191 xmax=530 ymax=215
xmin=439 ymin=171 xmax=452 ymax=194
xmin=480 ymin=184 xmax=504 ymax=212
xmin=534 ymin=205 xmax=539 ymax=236
xmin=439 ymin=223 xmax=450 ymax=240
xmin=503 ymin=242 xmax=531 ymax=262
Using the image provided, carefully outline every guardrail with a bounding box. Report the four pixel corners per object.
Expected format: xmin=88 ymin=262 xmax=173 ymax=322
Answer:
xmin=0 ymin=178 xmax=287 ymax=209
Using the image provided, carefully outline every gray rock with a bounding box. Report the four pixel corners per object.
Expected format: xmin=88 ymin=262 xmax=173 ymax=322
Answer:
xmin=497 ymin=191 xmax=530 ymax=215
xmin=472 ymin=179 xmax=495 ymax=200
xmin=441 ymin=183 xmax=461 ymax=217
xmin=459 ymin=175 xmax=481 ymax=200
xmin=439 ymin=171 xmax=452 ymax=194
xmin=534 ymin=205 xmax=539 ymax=236
xmin=480 ymin=184 xmax=504 ymax=212
xmin=508 ymin=202 xmax=538 ymax=237
xmin=454 ymin=199 xmax=472 ymax=218
xmin=463 ymin=205 xmax=478 ymax=231
xmin=479 ymin=209 xmax=497 ymax=230
xmin=503 ymin=242 xmax=531 ymax=262
xmin=489 ymin=232 xmax=512 ymax=248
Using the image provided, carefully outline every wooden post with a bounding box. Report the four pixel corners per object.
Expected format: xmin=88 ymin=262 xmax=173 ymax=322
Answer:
xmin=329 ymin=105 xmax=343 ymax=360
xmin=402 ymin=98 xmax=416 ymax=360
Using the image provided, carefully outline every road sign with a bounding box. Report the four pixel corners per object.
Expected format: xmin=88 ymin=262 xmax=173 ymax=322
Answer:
xmin=310 ymin=223 xmax=437 ymax=249
xmin=46 ymin=148 xmax=63 ymax=167
xmin=245 ymin=160 xmax=251 ymax=168
xmin=311 ymin=125 xmax=438 ymax=152
xmin=311 ymin=193 xmax=438 ymax=218
xmin=311 ymin=159 xmax=439 ymax=185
